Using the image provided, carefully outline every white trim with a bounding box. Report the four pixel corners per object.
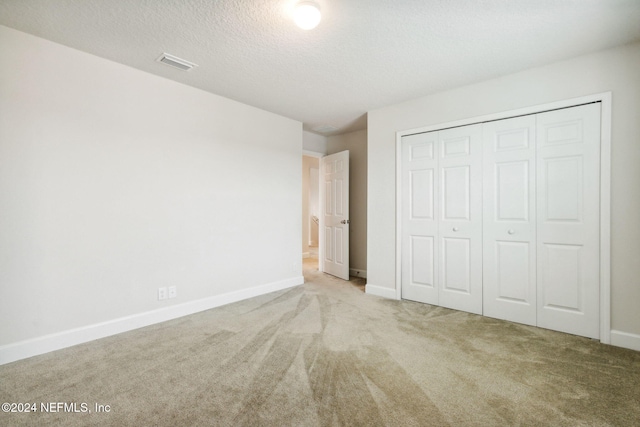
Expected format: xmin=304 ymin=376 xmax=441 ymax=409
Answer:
xmin=0 ymin=276 xmax=304 ymax=366
xmin=318 ymin=157 xmax=325 ymax=273
xmin=598 ymin=92 xmax=612 ymax=344
xmin=610 ymin=330 xmax=640 ymax=352
xmin=365 ymin=283 xmax=398 ymax=299
xmin=395 ymin=92 xmax=612 ymax=343
xmin=395 ymin=131 xmax=403 ymax=300
xmin=349 ymin=268 xmax=367 ymax=278
xmin=397 ymin=93 xmax=611 ymax=138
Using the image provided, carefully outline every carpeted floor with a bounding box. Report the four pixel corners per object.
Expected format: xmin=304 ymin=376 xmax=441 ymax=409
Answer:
xmin=1 ymin=258 xmax=639 ymax=426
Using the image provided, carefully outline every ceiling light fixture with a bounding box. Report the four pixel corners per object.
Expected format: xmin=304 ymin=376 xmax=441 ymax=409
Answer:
xmin=293 ymin=1 xmax=321 ymax=30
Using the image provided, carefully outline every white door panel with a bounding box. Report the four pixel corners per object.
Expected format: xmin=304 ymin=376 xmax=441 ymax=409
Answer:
xmin=541 ymin=243 xmax=583 ymax=311
xmin=495 ymin=161 xmax=529 ymax=221
xmin=324 ymin=181 xmax=332 ymax=215
xmin=334 ymin=227 xmax=345 ymax=264
xmin=410 ymin=169 xmax=434 ymax=219
xmin=320 ymin=150 xmax=349 ymax=280
xmin=537 ymin=103 xmax=600 ymax=339
xmin=335 ymin=180 xmax=345 ymax=215
xmin=483 ymin=115 xmax=537 ymax=326
xmin=401 ymin=132 xmax=439 ymax=304
xmin=495 ymin=241 xmax=531 ymax=302
xmin=543 ymin=156 xmax=583 ymax=222
xmin=409 ymin=236 xmax=435 ymax=287
xmin=441 ymin=237 xmax=471 ymax=293
xmin=442 ymin=166 xmax=470 ymax=220
xmin=438 ymin=125 xmax=483 ymax=315
xmin=324 ymin=227 xmax=333 ymax=262
xmin=442 ymin=135 xmax=471 ymax=157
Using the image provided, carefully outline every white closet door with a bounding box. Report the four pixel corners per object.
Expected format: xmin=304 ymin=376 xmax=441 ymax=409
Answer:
xmin=536 ymin=103 xmax=601 ymax=339
xmin=438 ymin=125 xmax=483 ymax=315
xmin=401 ymin=132 xmax=439 ymax=304
xmin=483 ymin=116 xmax=537 ymax=326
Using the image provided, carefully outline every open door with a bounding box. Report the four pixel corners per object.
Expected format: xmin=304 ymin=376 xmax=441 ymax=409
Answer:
xmin=320 ymin=150 xmax=349 ymax=280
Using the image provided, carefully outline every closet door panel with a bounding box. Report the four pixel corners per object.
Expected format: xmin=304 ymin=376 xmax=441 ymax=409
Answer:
xmin=409 ymin=236 xmax=434 ymax=287
xmin=483 ymin=116 xmax=537 ymax=326
xmin=442 ymin=166 xmax=470 ymax=220
xmin=438 ymin=124 xmax=483 ymax=315
xmin=401 ymin=132 xmax=439 ymax=304
xmin=536 ymin=103 xmax=601 ymax=339
xmin=495 ymin=241 xmax=531 ymax=301
xmin=442 ymin=237 xmax=471 ymax=293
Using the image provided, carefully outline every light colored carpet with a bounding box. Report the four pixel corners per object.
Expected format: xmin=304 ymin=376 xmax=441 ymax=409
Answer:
xmin=1 ymin=258 xmax=639 ymax=426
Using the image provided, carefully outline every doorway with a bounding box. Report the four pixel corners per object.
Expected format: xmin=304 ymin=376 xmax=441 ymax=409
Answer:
xmin=303 ymin=155 xmax=320 ymax=273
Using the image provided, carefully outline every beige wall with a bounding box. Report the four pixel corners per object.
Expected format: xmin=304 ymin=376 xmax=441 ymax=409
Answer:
xmin=327 ymin=130 xmax=368 ymax=274
xmin=367 ymin=41 xmax=640 ymax=342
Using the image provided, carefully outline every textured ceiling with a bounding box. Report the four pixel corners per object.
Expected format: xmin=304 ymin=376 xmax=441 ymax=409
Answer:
xmin=1 ymin=0 xmax=640 ymax=135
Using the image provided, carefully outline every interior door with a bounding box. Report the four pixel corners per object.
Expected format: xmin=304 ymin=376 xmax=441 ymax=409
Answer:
xmin=483 ymin=115 xmax=537 ymax=326
xmin=437 ymin=125 xmax=483 ymax=315
xmin=536 ymin=103 xmax=601 ymax=339
xmin=320 ymin=150 xmax=350 ymax=280
xmin=401 ymin=132 xmax=439 ymax=304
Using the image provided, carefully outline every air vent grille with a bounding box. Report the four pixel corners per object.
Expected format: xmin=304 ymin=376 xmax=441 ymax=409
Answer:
xmin=156 ymin=53 xmax=197 ymax=71
xmin=312 ymin=124 xmax=338 ymax=134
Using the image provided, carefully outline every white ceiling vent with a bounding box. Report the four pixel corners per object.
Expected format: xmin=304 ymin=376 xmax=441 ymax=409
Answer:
xmin=156 ymin=53 xmax=197 ymax=71
xmin=312 ymin=124 xmax=338 ymax=134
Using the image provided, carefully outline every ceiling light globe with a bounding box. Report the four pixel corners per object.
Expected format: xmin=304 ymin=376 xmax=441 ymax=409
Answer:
xmin=294 ymin=2 xmax=321 ymax=30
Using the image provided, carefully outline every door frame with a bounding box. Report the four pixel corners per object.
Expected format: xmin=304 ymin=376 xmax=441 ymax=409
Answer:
xmin=303 ymin=150 xmax=324 ymax=267
xmin=395 ymin=92 xmax=612 ymax=344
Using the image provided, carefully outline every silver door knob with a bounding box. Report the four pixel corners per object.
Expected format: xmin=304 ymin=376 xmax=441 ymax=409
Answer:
xmin=340 ymin=219 xmax=350 ymax=224
xmin=507 ymin=229 xmax=515 ymax=234
xmin=452 ymin=227 xmax=459 ymax=232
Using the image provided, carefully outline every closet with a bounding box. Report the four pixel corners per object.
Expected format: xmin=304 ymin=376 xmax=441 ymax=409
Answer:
xmin=400 ymin=103 xmax=601 ymax=339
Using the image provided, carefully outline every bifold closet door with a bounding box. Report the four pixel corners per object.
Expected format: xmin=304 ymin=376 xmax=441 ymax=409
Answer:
xmin=402 ymin=102 xmax=601 ymax=338
xmin=437 ymin=125 xmax=483 ymax=315
xmin=483 ymin=104 xmax=601 ymax=338
xmin=536 ymin=103 xmax=601 ymax=339
xmin=400 ymin=124 xmax=482 ymax=314
xmin=401 ymin=132 xmax=439 ymax=304
xmin=483 ymin=116 xmax=537 ymax=326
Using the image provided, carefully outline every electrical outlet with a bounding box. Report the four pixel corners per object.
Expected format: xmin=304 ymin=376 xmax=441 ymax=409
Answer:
xmin=168 ymin=286 xmax=177 ymax=299
xmin=158 ymin=287 xmax=167 ymax=301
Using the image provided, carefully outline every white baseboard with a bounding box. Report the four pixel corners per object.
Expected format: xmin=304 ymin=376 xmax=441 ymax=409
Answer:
xmin=365 ymin=283 xmax=398 ymax=300
xmin=610 ymin=330 xmax=640 ymax=352
xmin=0 ymin=276 xmax=304 ymax=366
xmin=349 ymin=268 xmax=367 ymax=278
